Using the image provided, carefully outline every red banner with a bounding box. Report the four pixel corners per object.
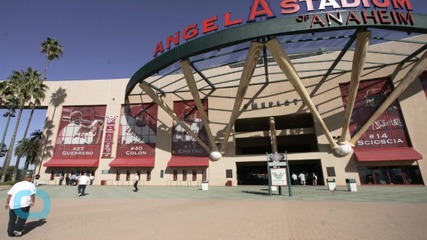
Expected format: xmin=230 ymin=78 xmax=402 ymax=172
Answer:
xmin=340 ymin=78 xmax=410 ymax=149
xmin=172 ymin=100 xmax=209 ymax=156
xmin=54 ymin=105 xmax=106 ymax=159
xmin=116 ymin=104 xmax=157 ymax=158
xmin=101 ymin=116 xmax=116 ymax=158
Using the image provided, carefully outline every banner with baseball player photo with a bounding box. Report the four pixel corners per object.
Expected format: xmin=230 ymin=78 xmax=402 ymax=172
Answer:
xmin=54 ymin=105 xmax=106 ymax=159
xmin=172 ymin=100 xmax=209 ymax=157
xmin=340 ymin=78 xmax=410 ymax=150
xmin=116 ymin=104 xmax=158 ymax=158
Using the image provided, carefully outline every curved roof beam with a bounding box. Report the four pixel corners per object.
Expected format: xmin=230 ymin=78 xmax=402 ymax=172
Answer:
xmin=126 ymin=13 xmax=427 ymax=97
xmin=339 ymin=31 xmax=372 ymax=145
xmin=266 ymin=37 xmax=339 ymax=150
xmin=219 ymin=41 xmax=263 ymax=153
xmin=180 ymin=59 xmax=217 ymax=151
xmin=138 ymin=81 xmax=210 ymax=152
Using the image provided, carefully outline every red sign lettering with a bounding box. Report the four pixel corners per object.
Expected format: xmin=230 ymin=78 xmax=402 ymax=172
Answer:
xmin=248 ymin=0 xmax=276 ymax=22
xmin=152 ymin=0 xmax=414 ymax=57
xmin=202 ymin=16 xmax=219 ymax=34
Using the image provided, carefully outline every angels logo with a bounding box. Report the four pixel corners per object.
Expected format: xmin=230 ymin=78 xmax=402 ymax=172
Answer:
xmin=272 ymin=170 xmax=285 ymax=180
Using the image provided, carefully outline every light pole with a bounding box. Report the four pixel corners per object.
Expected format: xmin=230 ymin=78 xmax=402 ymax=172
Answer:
xmin=0 ymin=107 xmax=16 ymax=181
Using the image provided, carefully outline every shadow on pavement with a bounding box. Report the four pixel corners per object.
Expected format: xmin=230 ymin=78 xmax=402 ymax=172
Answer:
xmin=25 ymin=218 xmax=47 ymax=235
xmin=241 ymin=190 xmax=270 ymax=196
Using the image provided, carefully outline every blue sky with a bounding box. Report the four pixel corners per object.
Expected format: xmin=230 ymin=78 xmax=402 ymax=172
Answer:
xmin=1 ymin=0 xmax=264 ymax=81
xmin=1 ymin=0 xmax=426 ymax=168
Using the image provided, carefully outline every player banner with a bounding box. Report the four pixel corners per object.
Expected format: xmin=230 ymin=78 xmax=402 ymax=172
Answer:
xmin=172 ymin=100 xmax=209 ymax=157
xmin=116 ymin=104 xmax=158 ymax=158
xmin=101 ymin=116 xmax=117 ymax=158
xmin=54 ymin=105 xmax=106 ymax=159
xmin=340 ymin=78 xmax=410 ymax=150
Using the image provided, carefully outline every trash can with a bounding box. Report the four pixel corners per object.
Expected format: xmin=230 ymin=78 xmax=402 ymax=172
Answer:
xmin=327 ymin=178 xmax=336 ymax=191
xmin=202 ymin=181 xmax=209 ymax=191
xmin=100 ymin=180 xmax=107 ymax=186
xmin=346 ymin=178 xmax=357 ymax=192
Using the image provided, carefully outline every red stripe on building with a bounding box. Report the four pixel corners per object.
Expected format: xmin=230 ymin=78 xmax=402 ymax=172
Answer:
xmin=44 ymin=158 xmax=99 ymax=167
xmin=354 ymin=148 xmax=422 ymax=162
xmin=167 ymin=156 xmax=209 ymax=167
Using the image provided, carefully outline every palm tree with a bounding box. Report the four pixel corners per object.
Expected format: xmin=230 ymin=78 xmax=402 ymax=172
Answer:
xmin=0 ymin=68 xmax=46 ymax=182
xmin=0 ymin=81 xmax=16 ymax=107
xmin=11 ymin=38 xmax=63 ymax=181
xmin=32 ymin=38 xmax=63 ymax=176
xmin=11 ymin=73 xmax=48 ymax=181
xmin=0 ymin=82 xmax=16 ymax=159
xmin=40 ymin=37 xmax=63 ymax=81
xmin=15 ymin=130 xmax=42 ymax=179
xmin=0 ymin=81 xmax=7 ymax=106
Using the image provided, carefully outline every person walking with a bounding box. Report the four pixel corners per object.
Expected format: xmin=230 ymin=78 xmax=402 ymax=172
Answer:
xmin=133 ymin=171 xmax=140 ymax=192
xmin=291 ymin=172 xmax=298 ymax=185
xmin=77 ymin=171 xmax=90 ymax=196
xmin=312 ymin=173 xmax=318 ymax=186
xmin=5 ymin=174 xmax=36 ymax=237
xmin=89 ymin=174 xmax=95 ymax=185
xmin=70 ymin=173 xmax=77 ymax=186
xmin=298 ymin=172 xmax=306 ymax=187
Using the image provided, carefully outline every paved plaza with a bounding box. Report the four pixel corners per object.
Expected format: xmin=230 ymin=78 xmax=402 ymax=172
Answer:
xmin=1 ymin=184 xmax=427 ymax=239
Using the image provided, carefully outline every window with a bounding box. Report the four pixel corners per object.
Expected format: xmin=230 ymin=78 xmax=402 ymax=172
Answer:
xmin=173 ymin=170 xmax=178 ymax=181
xmin=183 ymin=170 xmax=187 ymax=181
xmin=202 ymin=169 xmax=207 ymax=181
xmin=226 ymin=169 xmax=233 ymax=178
xmin=358 ymin=166 xmax=423 ymax=185
xmin=147 ymin=169 xmax=151 ymax=181
xmin=326 ymin=167 xmax=336 ymax=177
xmin=192 ymin=169 xmax=197 ymax=181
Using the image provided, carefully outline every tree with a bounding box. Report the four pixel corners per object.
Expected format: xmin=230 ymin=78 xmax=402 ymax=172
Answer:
xmin=11 ymin=72 xmax=48 ymax=181
xmin=0 ymin=81 xmax=7 ymax=106
xmin=0 ymin=94 xmax=18 ymax=166
xmin=40 ymin=37 xmax=63 ymax=81
xmin=14 ymin=130 xmax=42 ymax=180
xmin=0 ymin=81 xmax=16 ymax=107
xmin=0 ymin=68 xmax=46 ymax=182
xmin=32 ymin=38 xmax=63 ymax=175
xmin=0 ymin=166 xmax=16 ymax=182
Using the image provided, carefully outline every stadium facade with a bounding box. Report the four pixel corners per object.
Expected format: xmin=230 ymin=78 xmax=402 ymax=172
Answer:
xmin=30 ymin=0 xmax=427 ymax=186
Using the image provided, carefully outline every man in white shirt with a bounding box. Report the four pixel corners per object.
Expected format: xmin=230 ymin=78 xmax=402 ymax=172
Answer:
xmin=5 ymin=174 xmax=36 ymax=237
xmin=77 ymin=172 xmax=91 ymax=196
xmin=298 ymin=172 xmax=306 ymax=187
xmin=291 ymin=173 xmax=298 ymax=185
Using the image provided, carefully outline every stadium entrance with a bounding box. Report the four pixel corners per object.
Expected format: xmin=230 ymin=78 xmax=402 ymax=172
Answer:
xmin=236 ymin=159 xmax=323 ymax=186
